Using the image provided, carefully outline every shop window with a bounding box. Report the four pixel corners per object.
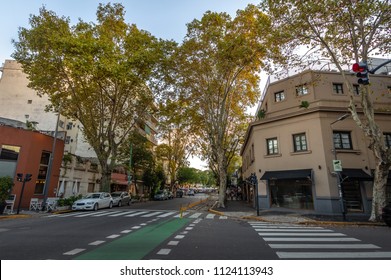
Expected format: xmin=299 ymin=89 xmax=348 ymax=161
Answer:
xmin=0 ymin=145 xmax=20 ymax=177
xmin=34 ymin=151 xmax=50 ymax=195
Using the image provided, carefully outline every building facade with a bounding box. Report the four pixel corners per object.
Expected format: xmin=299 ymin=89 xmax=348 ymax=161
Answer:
xmin=0 ymin=122 xmax=64 ymax=209
xmin=241 ymin=69 xmax=391 ymax=215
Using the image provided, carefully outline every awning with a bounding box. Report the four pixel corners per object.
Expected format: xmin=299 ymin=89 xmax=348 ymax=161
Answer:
xmin=341 ymin=169 xmax=372 ymax=181
xmin=260 ymin=169 xmax=312 ymax=180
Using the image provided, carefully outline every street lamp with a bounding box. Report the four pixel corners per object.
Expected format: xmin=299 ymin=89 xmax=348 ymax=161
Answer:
xmin=250 ymin=173 xmax=260 ymax=216
xmin=330 ymin=113 xmax=350 ymax=221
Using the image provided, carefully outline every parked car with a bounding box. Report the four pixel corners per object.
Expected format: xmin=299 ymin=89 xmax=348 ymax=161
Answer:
xmin=154 ymin=190 xmax=168 ymax=200
xmin=187 ymin=189 xmax=195 ymax=196
xmin=382 ymin=203 xmax=391 ymax=227
xmin=72 ymin=192 xmax=113 ymax=211
xmin=111 ymin=191 xmax=131 ymax=207
xmin=176 ymin=189 xmax=183 ymax=198
xmin=167 ymin=191 xmax=174 ymax=199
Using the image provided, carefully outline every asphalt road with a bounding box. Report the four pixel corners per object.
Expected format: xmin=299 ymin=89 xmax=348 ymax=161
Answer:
xmin=1 ymin=193 xmax=391 ymax=260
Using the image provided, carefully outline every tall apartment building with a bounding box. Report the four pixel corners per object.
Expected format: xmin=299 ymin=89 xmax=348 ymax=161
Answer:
xmin=241 ymin=68 xmax=391 ymax=215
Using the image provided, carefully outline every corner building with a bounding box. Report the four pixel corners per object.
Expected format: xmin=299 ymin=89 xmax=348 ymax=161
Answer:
xmin=241 ymin=69 xmax=391 ymax=215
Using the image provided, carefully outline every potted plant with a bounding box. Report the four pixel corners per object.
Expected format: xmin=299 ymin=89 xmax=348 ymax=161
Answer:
xmin=0 ymin=176 xmax=14 ymax=214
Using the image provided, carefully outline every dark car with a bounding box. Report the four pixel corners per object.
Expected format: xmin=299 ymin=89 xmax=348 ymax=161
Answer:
xmin=382 ymin=203 xmax=391 ymax=227
xmin=176 ymin=189 xmax=183 ymax=198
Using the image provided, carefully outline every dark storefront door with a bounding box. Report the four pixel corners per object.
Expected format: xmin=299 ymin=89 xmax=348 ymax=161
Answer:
xmin=342 ymin=180 xmax=363 ymax=212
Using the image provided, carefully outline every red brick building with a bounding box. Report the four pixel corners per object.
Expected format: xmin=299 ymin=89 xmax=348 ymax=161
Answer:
xmin=0 ymin=122 xmax=64 ymax=209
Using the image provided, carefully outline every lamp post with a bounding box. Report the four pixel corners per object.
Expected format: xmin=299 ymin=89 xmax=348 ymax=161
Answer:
xmin=42 ymin=108 xmax=61 ymax=210
xmin=250 ymin=173 xmax=260 ymax=216
xmin=330 ymin=113 xmax=350 ymax=221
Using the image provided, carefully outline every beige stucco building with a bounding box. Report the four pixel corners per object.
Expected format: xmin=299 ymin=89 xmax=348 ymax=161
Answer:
xmin=241 ymin=69 xmax=391 ymax=215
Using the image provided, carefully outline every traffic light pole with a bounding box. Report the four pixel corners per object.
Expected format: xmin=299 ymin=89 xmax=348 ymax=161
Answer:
xmin=16 ymin=174 xmax=32 ymax=214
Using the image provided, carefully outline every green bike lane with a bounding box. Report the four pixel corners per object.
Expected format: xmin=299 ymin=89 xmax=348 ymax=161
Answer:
xmin=74 ymin=218 xmax=190 ymax=260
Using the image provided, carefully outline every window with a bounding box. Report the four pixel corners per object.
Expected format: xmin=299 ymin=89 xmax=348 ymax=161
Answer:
xmin=27 ymin=100 xmax=32 ymax=104
xmin=293 ymin=133 xmax=307 ymax=152
xmin=0 ymin=145 xmax=20 ymax=177
xmin=267 ymin=138 xmax=279 ymax=155
xmin=65 ymin=136 xmax=71 ymax=144
xmin=384 ymin=133 xmax=391 ymax=149
xmin=25 ymin=114 xmax=29 ymax=119
xmin=274 ymin=91 xmax=285 ymax=102
xmin=353 ymin=84 xmax=360 ymax=96
xmin=333 ymin=83 xmax=344 ymax=94
xmin=295 ymin=84 xmax=308 ymax=96
xmin=333 ymin=131 xmax=353 ymax=150
xmin=58 ymin=120 xmax=64 ymax=128
xmin=66 ymin=122 xmax=73 ymax=130
xmin=35 ymin=151 xmax=51 ymax=195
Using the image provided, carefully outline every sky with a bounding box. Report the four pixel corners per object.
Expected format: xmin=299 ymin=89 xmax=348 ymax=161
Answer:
xmin=0 ymin=0 xmax=260 ymax=64
xmin=0 ymin=0 xmax=260 ymax=170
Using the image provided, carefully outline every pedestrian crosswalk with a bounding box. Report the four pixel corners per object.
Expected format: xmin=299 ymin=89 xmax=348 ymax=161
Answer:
xmin=47 ymin=209 xmax=228 ymax=220
xmin=249 ymin=221 xmax=391 ymax=259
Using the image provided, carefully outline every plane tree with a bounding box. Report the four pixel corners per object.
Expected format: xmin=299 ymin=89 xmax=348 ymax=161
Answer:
xmin=12 ymin=3 xmax=169 ymax=191
xmin=259 ymin=0 xmax=391 ymax=221
xmin=169 ymin=6 xmax=276 ymax=207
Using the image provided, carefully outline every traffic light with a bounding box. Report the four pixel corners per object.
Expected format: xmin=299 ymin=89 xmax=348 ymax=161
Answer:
xmin=352 ymin=62 xmax=369 ymax=85
xmin=17 ymin=173 xmax=23 ymax=182
xmin=25 ymin=174 xmax=32 ymax=182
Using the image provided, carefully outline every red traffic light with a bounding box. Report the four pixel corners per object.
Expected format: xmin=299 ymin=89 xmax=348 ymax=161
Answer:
xmin=352 ymin=62 xmax=367 ymax=72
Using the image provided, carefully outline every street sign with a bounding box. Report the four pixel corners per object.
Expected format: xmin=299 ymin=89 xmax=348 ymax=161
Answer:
xmin=333 ymin=160 xmax=342 ymax=172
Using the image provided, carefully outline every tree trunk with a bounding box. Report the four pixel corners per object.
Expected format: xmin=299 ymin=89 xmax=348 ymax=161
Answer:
xmin=216 ymin=149 xmax=227 ymax=208
xmin=369 ymin=158 xmax=390 ymax=222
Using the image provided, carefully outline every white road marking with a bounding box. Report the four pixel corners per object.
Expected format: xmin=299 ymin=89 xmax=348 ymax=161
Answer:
xmin=142 ymin=211 xmax=163 ymax=217
xmin=76 ymin=211 xmax=109 ymax=217
xmin=125 ymin=211 xmax=148 ymax=217
xmin=258 ymin=232 xmax=346 ymax=236
xmin=157 ymin=249 xmax=171 ymax=255
xmin=206 ymin=214 xmax=215 ymax=219
xmin=269 ymin=244 xmax=381 ymax=249
xmin=175 ymin=235 xmax=185 ymax=239
xmin=121 ymin=230 xmax=132 ymax=234
xmin=131 ymin=226 xmax=141 ymax=229
xmin=185 ymin=227 xmax=193 ymax=230
xmin=94 ymin=211 xmax=121 ymax=217
xmin=109 ymin=211 xmax=135 ymax=217
xmin=106 ymin=234 xmax=120 ymax=239
xmin=188 ymin=213 xmax=203 ymax=218
xmin=89 ymin=241 xmax=106 ymax=246
xmin=255 ymin=228 xmax=333 ymax=232
xmin=219 ymin=216 xmax=228 ymax=219
xmin=263 ymin=237 xmax=360 ymax=242
xmin=277 ymin=251 xmax=391 ymax=259
xmin=157 ymin=211 xmax=177 ymax=217
xmin=63 ymin=248 xmax=85 ymax=255
xmin=168 ymin=241 xmax=180 ymax=246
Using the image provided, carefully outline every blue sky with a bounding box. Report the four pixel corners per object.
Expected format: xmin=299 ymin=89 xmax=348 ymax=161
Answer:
xmin=0 ymin=0 xmax=259 ymax=63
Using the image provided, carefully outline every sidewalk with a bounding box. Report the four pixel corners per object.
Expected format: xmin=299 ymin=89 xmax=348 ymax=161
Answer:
xmin=208 ymin=196 xmax=386 ymax=227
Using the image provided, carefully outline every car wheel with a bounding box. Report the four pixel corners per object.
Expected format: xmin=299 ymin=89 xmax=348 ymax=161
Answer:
xmin=128 ymin=200 xmax=131 ymax=206
xmin=385 ymin=219 xmax=391 ymax=227
xmin=118 ymin=200 xmax=122 ymax=207
xmin=93 ymin=203 xmax=98 ymax=211
xmin=109 ymin=201 xmax=113 ymax=209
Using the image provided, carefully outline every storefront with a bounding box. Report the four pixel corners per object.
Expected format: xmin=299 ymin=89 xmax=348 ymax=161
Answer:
xmin=261 ymin=169 xmax=314 ymax=210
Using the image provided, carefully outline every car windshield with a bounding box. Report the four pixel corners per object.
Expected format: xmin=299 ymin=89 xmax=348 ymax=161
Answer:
xmin=111 ymin=193 xmax=121 ymax=197
xmin=85 ymin=193 xmax=101 ymax=199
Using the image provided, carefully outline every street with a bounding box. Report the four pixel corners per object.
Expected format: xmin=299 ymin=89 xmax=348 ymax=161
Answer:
xmin=1 ymin=194 xmax=391 ymax=260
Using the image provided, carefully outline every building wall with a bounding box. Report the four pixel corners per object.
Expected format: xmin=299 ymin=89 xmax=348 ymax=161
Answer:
xmin=242 ymin=70 xmax=391 ymax=215
xmin=0 ymin=125 xmax=64 ymax=209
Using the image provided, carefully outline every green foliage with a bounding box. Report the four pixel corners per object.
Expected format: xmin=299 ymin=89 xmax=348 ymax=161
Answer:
xmin=12 ymin=3 xmax=169 ymax=192
xmin=0 ymin=176 xmax=14 ymax=203
xmin=299 ymin=101 xmax=310 ymax=109
xmin=257 ymin=109 xmax=266 ymax=119
xmin=56 ymin=195 xmax=82 ymax=206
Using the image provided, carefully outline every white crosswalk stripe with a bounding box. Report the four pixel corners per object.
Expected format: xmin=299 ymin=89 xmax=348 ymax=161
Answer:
xmin=249 ymin=221 xmax=391 ymax=259
xmin=48 ymin=209 xmax=234 ymax=220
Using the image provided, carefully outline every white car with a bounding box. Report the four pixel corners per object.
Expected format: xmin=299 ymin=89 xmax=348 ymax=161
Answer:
xmin=72 ymin=192 xmax=113 ymax=211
